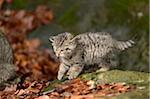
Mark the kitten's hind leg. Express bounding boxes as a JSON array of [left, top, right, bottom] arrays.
[[57, 63, 69, 80], [67, 64, 84, 80]]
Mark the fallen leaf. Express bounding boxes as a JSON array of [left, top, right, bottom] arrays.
[[35, 95, 50, 99]]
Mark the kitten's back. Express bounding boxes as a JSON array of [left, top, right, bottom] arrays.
[[74, 32, 134, 64], [74, 32, 114, 64]]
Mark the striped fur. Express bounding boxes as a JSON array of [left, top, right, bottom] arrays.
[[114, 40, 135, 50], [50, 32, 135, 80]]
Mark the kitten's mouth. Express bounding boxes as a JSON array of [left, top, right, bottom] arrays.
[[58, 55, 70, 59]]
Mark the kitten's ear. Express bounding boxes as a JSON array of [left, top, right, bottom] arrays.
[[70, 37, 79, 44], [72, 37, 80, 41], [64, 32, 74, 40], [49, 36, 55, 42]]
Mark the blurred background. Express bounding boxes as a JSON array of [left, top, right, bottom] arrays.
[[0, 0, 149, 81]]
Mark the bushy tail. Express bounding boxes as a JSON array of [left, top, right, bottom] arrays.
[[115, 40, 135, 50]]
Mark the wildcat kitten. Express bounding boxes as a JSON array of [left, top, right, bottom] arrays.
[[49, 32, 134, 80]]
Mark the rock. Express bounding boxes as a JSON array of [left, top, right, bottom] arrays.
[[80, 70, 149, 99], [81, 70, 149, 84], [0, 31, 16, 87]]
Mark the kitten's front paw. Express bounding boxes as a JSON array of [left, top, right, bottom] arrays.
[[57, 63, 69, 80], [67, 65, 84, 80], [57, 73, 64, 80], [68, 72, 79, 80]]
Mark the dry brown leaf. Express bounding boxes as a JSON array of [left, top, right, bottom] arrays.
[[70, 95, 94, 99], [35, 95, 50, 99], [3, 85, 17, 92]]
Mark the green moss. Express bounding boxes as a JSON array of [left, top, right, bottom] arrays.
[[98, 70, 148, 83], [12, 0, 29, 9], [81, 70, 149, 84], [101, 88, 149, 99]]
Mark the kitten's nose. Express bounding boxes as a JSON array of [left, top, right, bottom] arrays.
[[56, 52, 60, 57], [56, 56, 60, 59]]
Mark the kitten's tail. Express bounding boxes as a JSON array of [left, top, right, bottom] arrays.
[[115, 40, 135, 50]]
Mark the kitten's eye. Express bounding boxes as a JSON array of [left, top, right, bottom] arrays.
[[61, 49, 63, 51], [65, 48, 70, 50]]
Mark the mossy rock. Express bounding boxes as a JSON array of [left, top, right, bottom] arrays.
[[80, 70, 149, 99], [80, 70, 149, 84]]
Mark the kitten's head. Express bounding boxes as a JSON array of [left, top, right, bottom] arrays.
[[49, 32, 77, 58]]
